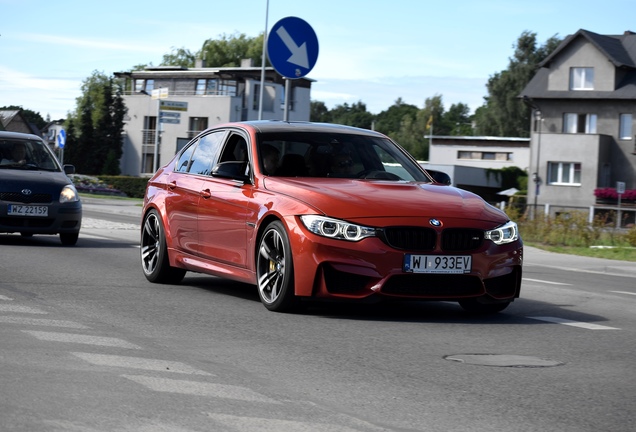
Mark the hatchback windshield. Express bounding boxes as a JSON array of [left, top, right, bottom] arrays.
[[0, 138, 61, 171]]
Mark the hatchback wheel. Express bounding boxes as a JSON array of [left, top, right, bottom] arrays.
[[256, 221, 296, 312], [141, 210, 186, 284]]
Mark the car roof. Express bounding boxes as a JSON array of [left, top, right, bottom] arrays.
[[217, 121, 387, 138], [0, 130, 44, 140]]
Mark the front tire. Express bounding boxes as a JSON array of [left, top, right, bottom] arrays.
[[256, 221, 296, 312], [141, 209, 186, 284], [60, 232, 79, 245]]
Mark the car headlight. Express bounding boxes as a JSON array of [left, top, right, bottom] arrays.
[[485, 221, 519, 245], [60, 185, 79, 203], [300, 215, 376, 242]]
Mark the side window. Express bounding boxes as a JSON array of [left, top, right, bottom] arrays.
[[174, 139, 198, 173], [219, 134, 249, 163], [188, 131, 225, 175]]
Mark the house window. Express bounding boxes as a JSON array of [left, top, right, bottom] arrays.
[[563, 113, 597, 133], [570, 67, 594, 90], [548, 162, 581, 185], [619, 113, 633, 140], [195, 79, 218, 95]]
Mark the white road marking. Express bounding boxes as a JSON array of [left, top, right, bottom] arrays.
[[81, 217, 138, 230], [0, 295, 13, 301], [527, 316, 619, 330], [71, 353, 213, 376], [0, 317, 88, 328], [610, 290, 636, 296], [122, 375, 280, 404], [523, 278, 572, 286], [0, 304, 47, 314], [206, 413, 367, 432], [22, 331, 142, 348]]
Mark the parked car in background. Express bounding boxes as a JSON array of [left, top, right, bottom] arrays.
[[0, 131, 82, 245], [140, 121, 523, 313]]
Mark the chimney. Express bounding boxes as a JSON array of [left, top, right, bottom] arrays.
[[195, 58, 206, 68], [241, 58, 253, 68]]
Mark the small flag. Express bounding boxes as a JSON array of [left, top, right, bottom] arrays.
[[426, 115, 433, 130]]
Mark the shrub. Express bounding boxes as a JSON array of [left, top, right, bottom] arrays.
[[98, 176, 149, 198]]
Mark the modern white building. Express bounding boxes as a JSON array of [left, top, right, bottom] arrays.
[[114, 61, 313, 176]]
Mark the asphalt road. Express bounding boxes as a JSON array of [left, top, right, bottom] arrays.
[[0, 198, 634, 431]]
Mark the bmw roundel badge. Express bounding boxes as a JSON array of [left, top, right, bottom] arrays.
[[429, 218, 442, 227]]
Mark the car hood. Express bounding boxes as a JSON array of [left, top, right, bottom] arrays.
[[0, 169, 72, 194], [263, 178, 507, 224]]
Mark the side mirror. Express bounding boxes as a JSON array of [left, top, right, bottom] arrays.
[[426, 169, 451, 185], [211, 161, 250, 182], [63, 164, 76, 175]]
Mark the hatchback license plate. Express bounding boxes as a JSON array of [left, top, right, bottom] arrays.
[[8, 205, 48, 217], [404, 254, 471, 274]]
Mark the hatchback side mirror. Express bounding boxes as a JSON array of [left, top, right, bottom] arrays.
[[63, 164, 76, 175]]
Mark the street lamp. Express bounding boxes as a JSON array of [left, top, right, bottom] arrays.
[[523, 96, 543, 219]]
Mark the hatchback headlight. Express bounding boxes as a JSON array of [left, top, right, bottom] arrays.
[[300, 215, 376, 242], [485, 221, 519, 245], [60, 185, 79, 203]]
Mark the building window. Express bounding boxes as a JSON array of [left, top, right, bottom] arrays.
[[457, 151, 512, 161], [548, 162, 581, 185], [570, 67, 594, 90], [195, 79, 218, 95], [619, 113, 633, 140], [253, 84, 275, 112], [219, 80, 237, 97], [134, 79, 154, 93], [563, 113, 597, 134], [188, 117, 208, 139]]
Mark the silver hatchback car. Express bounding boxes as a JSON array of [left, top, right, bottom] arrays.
[[0, 131, 82, 245]]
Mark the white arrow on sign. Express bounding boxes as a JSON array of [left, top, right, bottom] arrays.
[[275, 26, 309, 68]]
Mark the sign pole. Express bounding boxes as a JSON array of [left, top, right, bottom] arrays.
[[284, 79, 291, 121], [153, 99, 160, 173]]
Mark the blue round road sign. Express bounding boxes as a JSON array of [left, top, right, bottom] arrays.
[[267, 16, 319, 79]]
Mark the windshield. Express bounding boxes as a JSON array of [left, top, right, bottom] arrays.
[[257, 132, 431, 182], [0, 138, 61, 171]]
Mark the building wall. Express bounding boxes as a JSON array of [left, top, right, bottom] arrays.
[[119, 76, 311, 176], [529, 133, 613, 207], [429, 143, 530, 171]]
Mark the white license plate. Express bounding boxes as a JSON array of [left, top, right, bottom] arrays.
[[404, 254, 471, 274], [7, 205, 49, 217]]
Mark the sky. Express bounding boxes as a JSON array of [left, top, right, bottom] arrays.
[[1, 0, 635, 121]]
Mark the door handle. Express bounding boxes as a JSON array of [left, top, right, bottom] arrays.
[[200, 189, 212, 199], [168, 181, 177, 190]]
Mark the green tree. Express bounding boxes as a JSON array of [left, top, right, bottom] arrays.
[[373, 98, 419, 136], [66, 71, 127, 174], [310, 101, 331, 123], [161, 47, 196, 68], [474, 31, 561, 137], [327, 101, 375, 129], [443, 103, 474, 136], [199, 32, 265, 67]]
